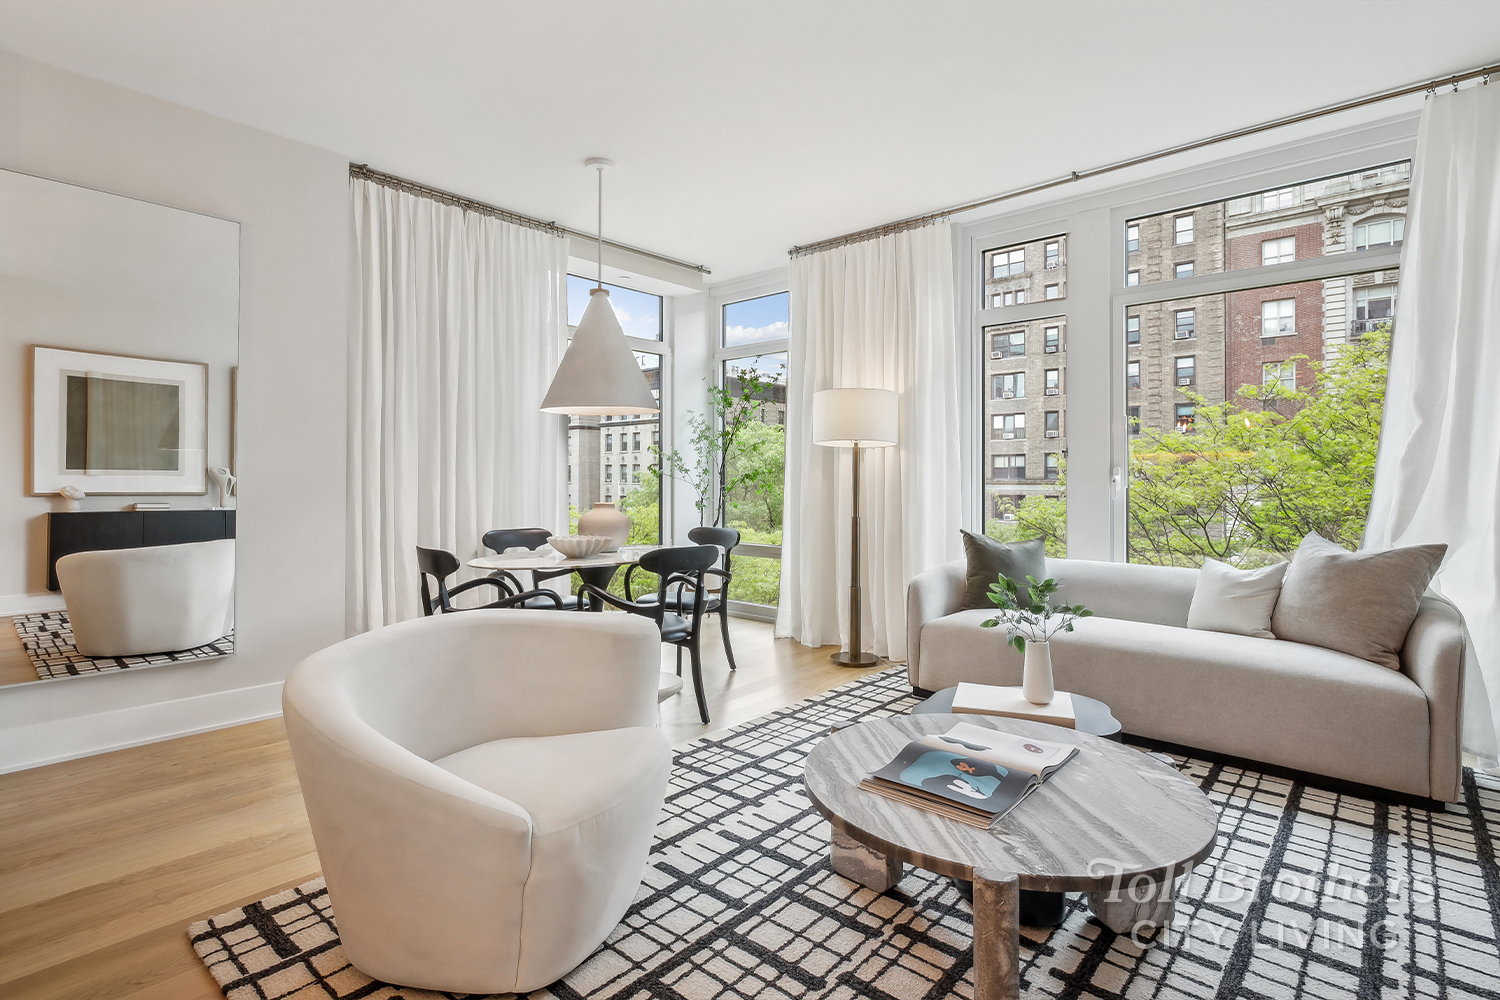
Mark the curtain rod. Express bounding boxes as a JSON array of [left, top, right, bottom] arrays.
[[788, 58, 1499, 259], [350, 164, 711, 275]]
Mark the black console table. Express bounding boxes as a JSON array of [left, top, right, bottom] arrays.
[[47, 510, 237, 591]]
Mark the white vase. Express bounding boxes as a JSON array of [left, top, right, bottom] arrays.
[[1022, 640, 1055, 705], [577, 502, 630, 551]]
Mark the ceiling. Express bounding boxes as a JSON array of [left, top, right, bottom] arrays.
[[0, 1, 1496, 283]]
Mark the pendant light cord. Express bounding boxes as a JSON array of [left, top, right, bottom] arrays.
[[596, 164, 604, 289]]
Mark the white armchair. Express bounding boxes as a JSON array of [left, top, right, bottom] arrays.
[[55, 538, 235, 657], [282, 609, 671, 995]]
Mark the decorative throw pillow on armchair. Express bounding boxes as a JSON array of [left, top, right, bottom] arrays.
[[960, 531, 1047, 611], [1270, 531, 1446, 669]]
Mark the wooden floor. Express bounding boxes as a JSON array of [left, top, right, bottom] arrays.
[[0, 615, 39, 687], [0, 618, 881, 1000]]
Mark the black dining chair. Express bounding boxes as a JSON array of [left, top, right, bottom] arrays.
[[624, 526, 741, 670], [416, 546, 562, 615], [578, 544, 725, 724], [481, 527, 581, 609]]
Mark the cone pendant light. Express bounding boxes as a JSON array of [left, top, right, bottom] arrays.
[[540, 158, 659, 415]]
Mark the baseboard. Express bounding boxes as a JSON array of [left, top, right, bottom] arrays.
[[0, 592, 67, 616], [0, 680, 284, 774]]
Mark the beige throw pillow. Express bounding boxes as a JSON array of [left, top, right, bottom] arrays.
[[1187, 558, 1287, 639], [1270, 532, 1446, 670]]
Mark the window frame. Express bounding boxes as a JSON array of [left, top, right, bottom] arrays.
[[955, 114, 1416, 560]]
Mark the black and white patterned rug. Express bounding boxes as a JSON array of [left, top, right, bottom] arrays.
[[188, 668, 1500, 1000], [11, 610, 233, 680]]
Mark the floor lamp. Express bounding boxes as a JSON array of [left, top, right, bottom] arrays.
[[813, 388, 898, 667]]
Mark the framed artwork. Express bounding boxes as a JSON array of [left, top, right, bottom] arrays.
[[31, 346, 208, 495]]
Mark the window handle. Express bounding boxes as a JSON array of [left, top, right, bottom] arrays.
[[1112, 465, 1123, 493]]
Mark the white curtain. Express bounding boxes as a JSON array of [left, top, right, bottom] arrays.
[[348, 179, 571, 632], [1365, 83, 1500, 765], [777, 223, 962, 660]]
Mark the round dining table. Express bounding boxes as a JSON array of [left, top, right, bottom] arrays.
[[466, 544, 664, 608]]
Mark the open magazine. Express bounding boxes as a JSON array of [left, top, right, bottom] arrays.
[[859, 722, 1079, 829]]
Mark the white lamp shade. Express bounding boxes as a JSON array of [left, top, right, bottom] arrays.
[[541, 288, 659, 415], [812, 388, 898, 447]]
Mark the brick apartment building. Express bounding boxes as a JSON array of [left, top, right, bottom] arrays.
[[567, 365, 662, 514]]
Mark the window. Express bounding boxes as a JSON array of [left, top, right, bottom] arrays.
[[1127, 405, 1141, 434], [1044, 453, 1061, 481], [991, 247, 1026, 278], [1263, 361, 1296, 391], [567, 341, 662, 547], [1126, 269, 1140, 286], [1354, 216, 1404, 250], [1353, 284, 1396, 337], [994, 495, 1022, 521], [1174, 214, 1194, 245], [1174, 309, 1195, 339], [1174, 403, 1195, 433], [1174, 261, 1194, 279], [604, 465, 613, 483], [1261, 298, 1295, 338], [1262, 236, 1295, 265], [653, 430, 661, 447], [1044, 410, 1060, 438], [1262, 186, 1296, 211], [604, 433, 612, 452], [1176, 356, 1196, 386], [1126, 360, 1140, 388], [992, 454, 1026, 480], [1044, 283, 1061, 299], [992, 413, 1025, 439], [1045, 241, 1060, 268], [992, 372, 1025, 398], [1125, 314, 1140, 344], [719, 345, 789, 607], [991, 330, 1025, 358], [567, 274, 662, 340], [991, 289, 1028, 307], [632, 464, 641, 483], [619, 464, 627, 483], [1044, 326, 1060, 353], [632, 432, 641, 451], [723, 291, 790, 348], [1126, 224, 1140, 253], [1044, 369, 1061, 395]]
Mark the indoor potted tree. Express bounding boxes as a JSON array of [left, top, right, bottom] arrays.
[[980, 575, 1093, 705]]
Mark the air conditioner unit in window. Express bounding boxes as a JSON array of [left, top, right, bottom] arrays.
[[1001, 391, 1015, 398], [1045, 387, 1059, 395], [1002, 432, 1014, 439], [1045, 346, 1059, 353], [1045, 430, 1060, 438], [1178, 377, 1192, 385]]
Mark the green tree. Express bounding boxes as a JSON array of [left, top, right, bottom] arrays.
[[660, 363, 785, 527], [1125, 329, 1390, 566], [724, 417, 785, 537]]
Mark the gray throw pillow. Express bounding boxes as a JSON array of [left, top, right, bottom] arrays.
[[1270, 532, 1446, 670], [960, 531, 1046, 611]]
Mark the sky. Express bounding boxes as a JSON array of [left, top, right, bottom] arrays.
[[567, 274, 662, 341], [724, 291, 789, 349]]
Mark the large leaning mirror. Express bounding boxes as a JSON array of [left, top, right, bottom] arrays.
[[0, 168, 239, 686]]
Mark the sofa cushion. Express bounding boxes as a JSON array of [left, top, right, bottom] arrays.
[[1186, 558, 1287, 639], [1271, 532, 1446, 670], [914, 611, 1431, 797], [961, 532, 1046, 610]]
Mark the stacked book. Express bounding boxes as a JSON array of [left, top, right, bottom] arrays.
[[951, 682, 1077, 728], [861, 722, 1078, 828]]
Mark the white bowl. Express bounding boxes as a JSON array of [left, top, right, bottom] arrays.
[[547, 534, 612, 558]]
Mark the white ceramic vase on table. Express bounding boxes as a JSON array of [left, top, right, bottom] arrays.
[[577, 502, 630, 551], [1022, 640, 1055, 705]]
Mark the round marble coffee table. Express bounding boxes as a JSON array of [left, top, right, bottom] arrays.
[[804, 714, 1218, 1000]]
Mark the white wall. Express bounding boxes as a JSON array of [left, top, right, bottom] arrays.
[[0, 51, 348, 771]]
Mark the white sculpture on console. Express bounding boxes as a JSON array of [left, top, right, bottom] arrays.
[[209, 467, 237, 508], [59, 485, 86, 512]]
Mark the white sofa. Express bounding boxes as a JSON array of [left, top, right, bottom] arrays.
[[282, 610, 671, 995], [55, 538, 235, 656], [907, 558, 1466, 803]]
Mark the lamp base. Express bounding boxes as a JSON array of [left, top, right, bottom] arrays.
[[830, 650, 881, 668]]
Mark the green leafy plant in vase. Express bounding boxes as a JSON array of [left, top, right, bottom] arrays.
[[980, 575, 1093, 705]]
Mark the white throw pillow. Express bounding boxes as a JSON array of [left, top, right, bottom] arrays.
[[1186, 558, 1288, 640]]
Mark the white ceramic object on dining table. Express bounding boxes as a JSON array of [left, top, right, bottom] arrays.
[[577, 502, 631, 551], [546, 534, 612, 559]]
